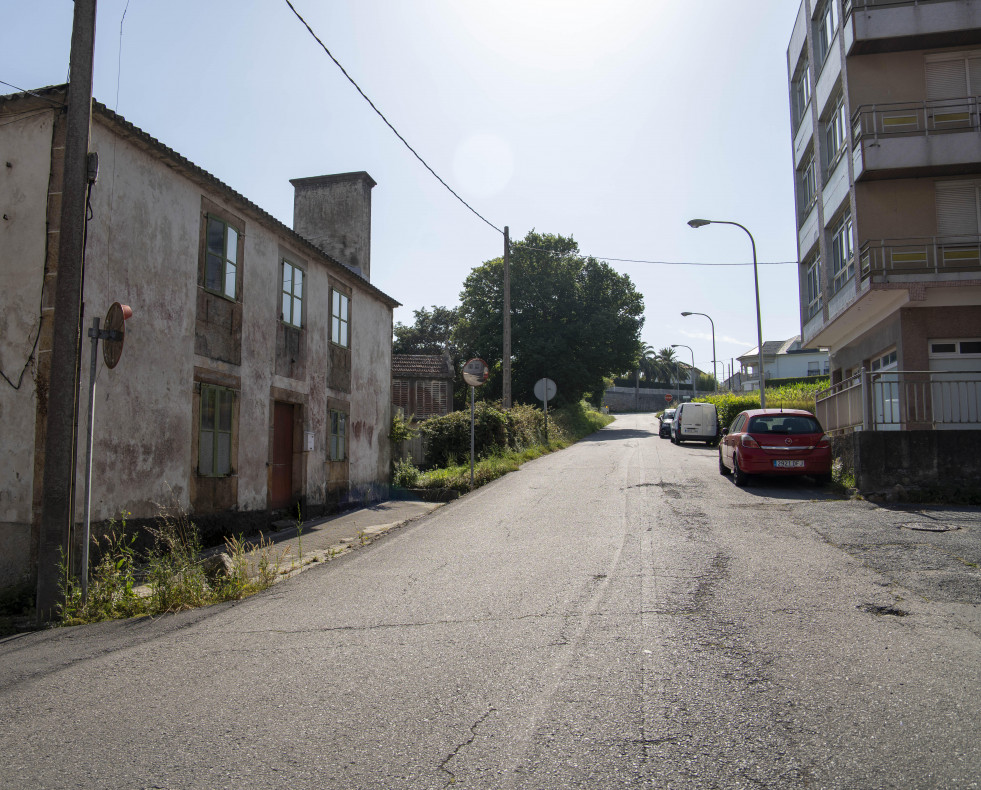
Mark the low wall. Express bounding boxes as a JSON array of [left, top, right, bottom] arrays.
[[603, 387, 684, 413], [834, 430, 981, 495]]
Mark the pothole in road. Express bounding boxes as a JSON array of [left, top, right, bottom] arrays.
[[901, 523, 964, 533], [858, 603, 909, 617]]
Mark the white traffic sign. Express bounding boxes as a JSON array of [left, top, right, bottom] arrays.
[[534, 377, 557, 402]]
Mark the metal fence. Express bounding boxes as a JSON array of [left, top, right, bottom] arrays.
[[859, 236, 981, 278], [815, 369, 981, 433]]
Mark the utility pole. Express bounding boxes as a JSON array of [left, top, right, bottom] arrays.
[[36, 0, 98, 620], [502, 226, 511, 409]]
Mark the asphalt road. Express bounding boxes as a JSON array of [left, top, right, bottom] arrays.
[[2, 413, 980, 789]]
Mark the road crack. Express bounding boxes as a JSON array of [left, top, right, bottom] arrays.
[[439, 706, 497, 786]]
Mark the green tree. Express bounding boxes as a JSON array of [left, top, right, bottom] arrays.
[[455, 231, 645, 405], [393, 305, 460, 356]]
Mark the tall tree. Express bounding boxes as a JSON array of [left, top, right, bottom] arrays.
[[455, 231, 645, 405], [393, 305, 460, 356]]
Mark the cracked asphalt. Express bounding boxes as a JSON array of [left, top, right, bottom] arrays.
[[1, 413, 979, 789]]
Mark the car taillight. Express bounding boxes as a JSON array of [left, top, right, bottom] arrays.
[[740, 435, 761, 449], [817, 435, 830, 448]]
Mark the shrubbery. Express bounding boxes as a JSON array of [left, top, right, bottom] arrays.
[[693, 379, 830, 428]]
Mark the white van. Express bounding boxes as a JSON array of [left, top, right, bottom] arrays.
[[671, 402, 719, 446]]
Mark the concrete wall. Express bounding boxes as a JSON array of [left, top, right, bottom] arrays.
[[855, 178, 938, 240], [847, 48, 928, 107], [349, 293, 393, 493], [0, 110, 53, 586], [841, 430, 981, 493], [603, 387, 679, 413]]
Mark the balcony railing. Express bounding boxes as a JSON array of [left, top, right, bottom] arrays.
[[845, 0, 956, 12], [816, 369, 981, 433], [852, 97, 981, 143], [859, 236, 981, 278]]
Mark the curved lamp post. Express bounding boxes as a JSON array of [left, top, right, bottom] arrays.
[[681, 311, 716, 390], [671, 343, 696, 400], [687, 219, 766, 408]]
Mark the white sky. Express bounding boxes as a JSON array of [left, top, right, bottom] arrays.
[[2, 0, 804, 379]]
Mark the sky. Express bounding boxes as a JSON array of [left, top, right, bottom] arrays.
[[2, 0, 804, 381]]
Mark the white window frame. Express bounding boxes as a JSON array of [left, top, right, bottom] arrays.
[[330, 290, 350, 348], [824, 93, 848, 172], [792, 59, 811, 130], [281, 259, 303, 329], [204, 216, 239, 300], [831, 211, 854, 293], [805, 254, 823, 318], [798, 154, 817, 218], [329, 409, 348, 461], [199, 384, 234, 477], [815, 0, 838, 66]]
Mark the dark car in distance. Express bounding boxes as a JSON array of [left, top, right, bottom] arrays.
[[659, 408, 677, 438], [719, 408, 832, 487]]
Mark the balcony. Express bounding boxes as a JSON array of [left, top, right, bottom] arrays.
[[852, 98, 981, 179], [860, 235, 981, 280], [844, 0, 981, 55]]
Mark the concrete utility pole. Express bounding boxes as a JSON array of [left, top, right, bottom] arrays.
[[36, 0, 97, 620], [502, 226, 511, 409]]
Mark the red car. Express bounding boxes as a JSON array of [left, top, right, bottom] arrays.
[[718, 408, 832, 487]]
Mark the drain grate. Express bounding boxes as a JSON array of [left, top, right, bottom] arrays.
[[901, 523, 963, 533]]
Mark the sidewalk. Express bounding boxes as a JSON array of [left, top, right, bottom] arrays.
[[247, 497, 446, 579]]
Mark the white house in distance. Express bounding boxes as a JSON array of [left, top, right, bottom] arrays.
[[735, 336, 830, 392], [0, 85, 399, 592]]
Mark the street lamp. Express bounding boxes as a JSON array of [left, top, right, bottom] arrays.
[[687, 219, 766, 407], [681, 311, 717, 390], [671, 343, 696, 400]]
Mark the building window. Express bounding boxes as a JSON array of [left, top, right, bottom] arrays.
[[824, 93, 847, 171], [199, 384, 234, 476], [331, 290, 350, 347], [831, 211, 854, 293], [329, 409, 347, 461], [281, 260, 303, 328], [205, 216, 239, 300], [870, 349, 898, 372], [414, 380, 449, 419], [791, 61, 810, 130], [815, 0, 838, 65], [806, 254, 822, 318], [798, 154, 817, 219], [808, 361, 821, 376]]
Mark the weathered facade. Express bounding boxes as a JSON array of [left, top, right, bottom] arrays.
[[0, 86, 398, 590]]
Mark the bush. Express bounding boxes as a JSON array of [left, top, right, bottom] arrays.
[[420, 401, 510, 467], [695, 385, 823, 429], [392, 458, 420, 488]]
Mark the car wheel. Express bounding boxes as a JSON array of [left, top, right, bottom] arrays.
[[732, 454, 750, 487], [816, 472, 833, 486], [719, 450, 731, 476]]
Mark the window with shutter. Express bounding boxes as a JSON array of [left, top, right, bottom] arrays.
[[936, 182, 980, 237]]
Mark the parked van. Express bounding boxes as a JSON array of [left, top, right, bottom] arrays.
[[671, 402, 719, 446]]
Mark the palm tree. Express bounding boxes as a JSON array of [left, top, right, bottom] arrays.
[[637, 343, 659, 386], [653, 346, 682, 385]]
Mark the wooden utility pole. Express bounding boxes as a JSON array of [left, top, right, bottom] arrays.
[[36, 0, 97, 619], [502, 226, 511, 409]]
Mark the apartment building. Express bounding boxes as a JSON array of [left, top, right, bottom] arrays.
[[788, 0, 981, 389]]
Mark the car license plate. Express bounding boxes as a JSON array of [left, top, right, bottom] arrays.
[[773, 460, 805, 468]]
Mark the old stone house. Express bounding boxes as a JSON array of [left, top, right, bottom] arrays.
[[0, 85, 399, 591], [392, 354, 455, 421]]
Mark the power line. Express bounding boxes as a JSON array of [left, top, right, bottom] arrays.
[[514, 244, 796, 267], [0, 80, 66, 108], [282, 0, 503, 236]]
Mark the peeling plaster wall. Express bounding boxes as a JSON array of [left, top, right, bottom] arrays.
[[0, 110, 52, 585], [77, 120, 200, 522], [349, 293, 392, 489]]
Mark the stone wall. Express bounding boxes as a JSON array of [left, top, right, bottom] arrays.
[[603, 387, 684, 413]]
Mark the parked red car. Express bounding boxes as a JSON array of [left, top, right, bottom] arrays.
[[718, 408, 832, 487]]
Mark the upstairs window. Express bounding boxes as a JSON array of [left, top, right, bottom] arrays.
[[281, 260, 303, 328], [199, 384, 234, 476], [205, 216, 239, 300], [824, 93, 848, 171], [815, 0, 838, 66], [831, 211, 854, 293], [805, 254, 823, 318], [331, 290, 350, 347], [791, 61, 810, 130], [798, 154, 817, 218]]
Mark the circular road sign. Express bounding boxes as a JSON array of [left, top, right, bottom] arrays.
[[103, 302, 132, 369], [462, 358, 489, 387], [664, 393, 673, 403], [534, 377, 557, 402]]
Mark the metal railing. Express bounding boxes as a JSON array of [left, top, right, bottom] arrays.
[[852, 97, 981, 142], [816, 369, 981, 433], [846, 0, 956, 12], [859, 236, 981, 278]]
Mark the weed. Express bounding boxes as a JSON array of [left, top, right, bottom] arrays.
[[295, 503, 304, 563], [393, 458, 420, 488]]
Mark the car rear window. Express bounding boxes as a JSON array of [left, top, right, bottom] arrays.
[[747, 415, 823, 435]]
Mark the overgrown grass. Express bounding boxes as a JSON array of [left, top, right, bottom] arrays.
[[58, 505, 284, 627], [412, 401, 613, 493], [692, 379, 830, 427]]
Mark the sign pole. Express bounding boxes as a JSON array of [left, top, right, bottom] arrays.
[[470, 386, 475, 490]]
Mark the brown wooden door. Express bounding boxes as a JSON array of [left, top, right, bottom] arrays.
[[271, 401, 294, 510]]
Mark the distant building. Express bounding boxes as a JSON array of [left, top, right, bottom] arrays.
[[392, 354, 455, 420], [736, 336, 830, 391], [0, 85, 399, 591]]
